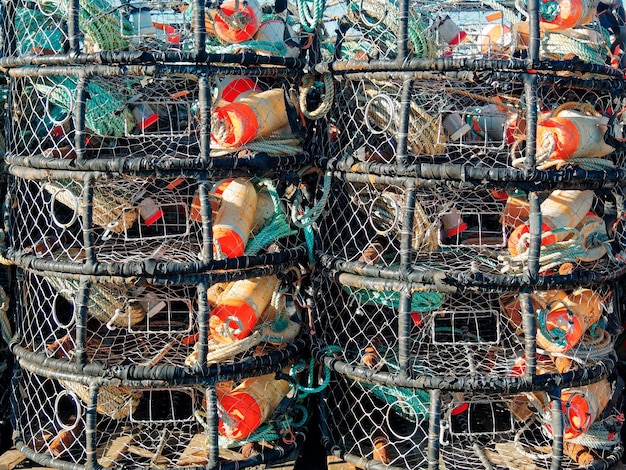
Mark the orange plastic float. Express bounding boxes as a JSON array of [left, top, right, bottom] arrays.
[[213, 178, 257, 257], [536, 109, 613, 162], [211, 88, 290, 147], [209, 274, 280, 342], [218, 372, 291, 439], [211, 0, 262, 43], [536, 288, 604, 353], [539, 0, 596, 31], [507, 189, 594, 256]]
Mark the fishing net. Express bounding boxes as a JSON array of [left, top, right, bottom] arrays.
[[315, 174, 625, 280], [325, 76, 623, 171], [321, 372, 624, 469], [7, 173, 306, 268]]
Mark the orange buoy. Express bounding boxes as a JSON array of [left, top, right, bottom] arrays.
[[478, 23, 511, 57], [557, 378, 611, 439], [216, 77, 261, 103], [536, 110, 613, 161], [501, 192, 530, 228], [213, 178, 257, 258], [539, 0, 596, 31], [209, 274, 280, 342], [508, 189, 594, 256], [211, 0, 262, 43], [211, 88, 290, 147], [536, 288, 603, 353], [218, 372, 291, 439]]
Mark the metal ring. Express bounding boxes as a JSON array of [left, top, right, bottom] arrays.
[[54, 390, 82, 432], [50, 188, 79, 228], [364, 93, 395, 135], [51, 290, 76, 329]]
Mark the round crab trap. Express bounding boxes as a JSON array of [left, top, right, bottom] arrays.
[[318, 372, 624, 469], [6, 171, 310, 274], [308, 0, 626, 468], [4, 0, 308, 59], [12, 356, 314, 469], [1, 0, 328, 468], [315, 176, 626, 285], [325, 76, 625, 172]]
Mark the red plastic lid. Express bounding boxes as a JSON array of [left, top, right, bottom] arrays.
[[213, 226, 245, 258], [221, 78, 260, 102], [210, 299, 257, 341], [218, 391, 262, 439]]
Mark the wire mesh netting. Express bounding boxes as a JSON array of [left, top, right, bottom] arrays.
[[315, 175, 625, 281], [312, 273, 619, 384], [320, 0, 614, 65], [14, 268, 306, 368], [7, 172, 310, 269], [6, 0, 307, 57], [7, 72, 308, 163], [321, 372, 624, 469], [13, 364, 313, 468], [324, 76, 624, 171]]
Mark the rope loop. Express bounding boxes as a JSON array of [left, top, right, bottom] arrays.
[[299, 72, 334, 120]]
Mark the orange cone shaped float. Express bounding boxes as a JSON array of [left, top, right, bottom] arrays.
[[211, 0, 262, 43], [556, 378, 611, 440], [536, 109, 613, 162], [218, 372, 291, 439], [209, 274, 280, 342], [508, 189, 594, 256], [213, 178, 257, 258], [211, 88, 289, 147], [539, 0, 596, 31]]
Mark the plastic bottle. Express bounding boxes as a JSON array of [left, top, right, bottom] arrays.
[[536, 288, 603, 353], [435, 15, 467, 45], [218, 372, 291, 440], [508, 189, 594, 256], [211, 88, 290, 147], [209, 274, 280, 342], [213, 179, 257, 258], [536, 109, 613, 161], [211, 0, 262, 43]]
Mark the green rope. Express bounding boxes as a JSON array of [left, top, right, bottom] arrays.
[[245, 179, 297, 255], [359, 381, 430, 421], [297, 0, 325, 32], [40, 0, 134, 51], [291, 357, 332, 398], [300, 73, 334, 121], [343, 285, 445, 312], [539, 0, 560, 22], [34, 76, 135, 137], [536, 307, 568, 349], [16, 7, 65, 54]]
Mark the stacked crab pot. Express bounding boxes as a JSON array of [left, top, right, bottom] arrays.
[[307, 0, 626, 468], [0, 0, 325, 468]]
